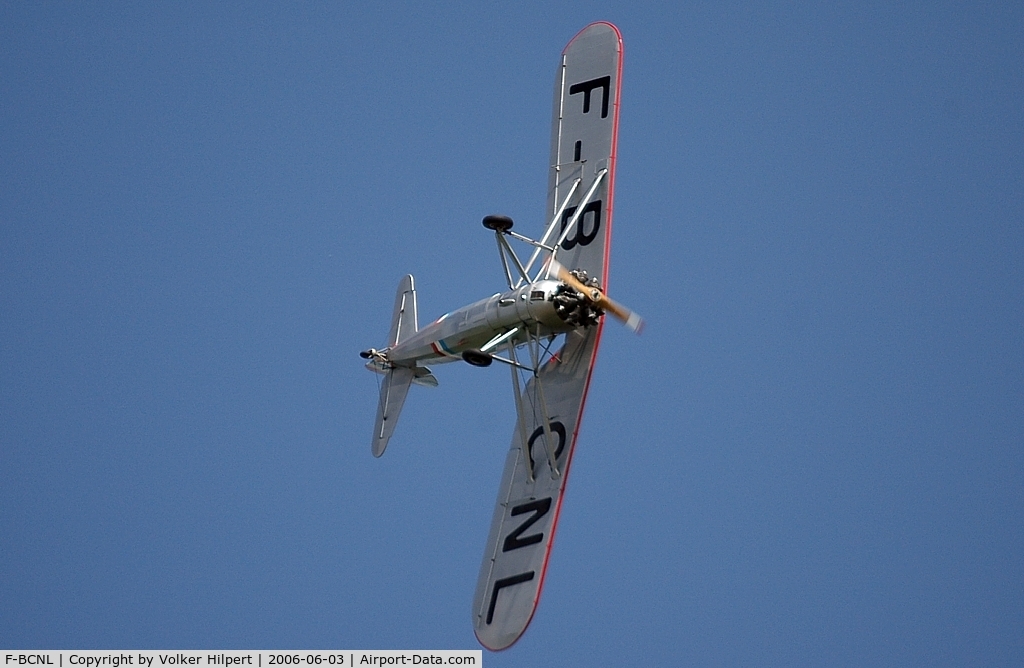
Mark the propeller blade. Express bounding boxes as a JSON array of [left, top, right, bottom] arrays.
[[549, 260, 644, 334]]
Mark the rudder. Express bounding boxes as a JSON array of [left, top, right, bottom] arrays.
[[389, 275, 418, 347]]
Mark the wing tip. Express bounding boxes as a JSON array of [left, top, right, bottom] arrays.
[[563, 21, 623, 54]]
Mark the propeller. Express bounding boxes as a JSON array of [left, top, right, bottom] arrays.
[[548, 259, 644, 334]]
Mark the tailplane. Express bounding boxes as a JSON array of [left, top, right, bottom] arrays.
[[367, 275, 422, 457], [372, 366, 414, 457]]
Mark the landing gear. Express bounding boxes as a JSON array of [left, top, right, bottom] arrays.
[[482, 215, 514, 232], [462, 348, 494, 367]]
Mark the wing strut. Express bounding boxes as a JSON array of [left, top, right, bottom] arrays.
[[550, 168, 608, 265], [508, 167, 607, 284], [481, 327, 520, 353], [495, 234, 531, 290], [524, 326, 561, 479], [495, 232, 515, 289], [489, 173, 594, 290], [506, 340, 534, 482], [499, 326, 564, 481], [519, 177, 583, 283]]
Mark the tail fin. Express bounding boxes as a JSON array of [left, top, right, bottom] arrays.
[[372, 366, 414, 457], [371, 275, 419, 457], [389, 274, 418, 347]]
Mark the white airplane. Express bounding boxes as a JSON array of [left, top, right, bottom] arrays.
[[360, 22, 637, 650]]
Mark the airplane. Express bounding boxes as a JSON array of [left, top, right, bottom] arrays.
[[360, 22, 637, 651]]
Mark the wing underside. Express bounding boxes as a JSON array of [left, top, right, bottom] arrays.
[[472, 327, 599, 650], [473, 21, 622, 651]]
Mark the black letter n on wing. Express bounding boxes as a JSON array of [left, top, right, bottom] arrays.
[[502, 498, 553, 552]]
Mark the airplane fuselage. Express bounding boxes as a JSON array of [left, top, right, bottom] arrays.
[[386, 279, 571, 367]]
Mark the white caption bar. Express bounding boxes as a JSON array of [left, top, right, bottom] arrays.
[[1, 652, 481, 668]]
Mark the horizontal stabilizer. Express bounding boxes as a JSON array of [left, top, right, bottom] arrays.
[[365, 361, 438, 389], [372, 366, 414, 457], [412, 366, 438, 387]]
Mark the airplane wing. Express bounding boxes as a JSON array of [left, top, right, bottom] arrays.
[[473, 22, 623, 651], [545, 21, 622, 288]]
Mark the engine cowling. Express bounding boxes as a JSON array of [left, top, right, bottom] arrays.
[[551, 269, 604, 327]]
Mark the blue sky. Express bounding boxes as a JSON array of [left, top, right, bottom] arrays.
[[2, 2, 1022, 665]]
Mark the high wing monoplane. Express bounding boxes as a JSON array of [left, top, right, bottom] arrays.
[[360, 22, 635, 650]]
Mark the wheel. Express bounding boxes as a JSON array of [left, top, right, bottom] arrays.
[[482, 215, 514, 232], [462, 349, 493, 367]]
